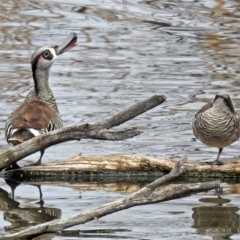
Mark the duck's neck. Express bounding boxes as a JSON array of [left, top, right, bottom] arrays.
[[28, 67, 59, 112], [32, 67, 52, 98]]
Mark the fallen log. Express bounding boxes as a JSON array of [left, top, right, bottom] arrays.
[[3, 154, 240, 181], [0, 94, 165, 171], [1, 157, 221, 239]]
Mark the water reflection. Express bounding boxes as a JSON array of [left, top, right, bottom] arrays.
[[0, 180, 61, 233], [192, 196, 240, 240], [0, 178, 147, 236], [200, 0, 240, 103], [2, 179, 240, 239]]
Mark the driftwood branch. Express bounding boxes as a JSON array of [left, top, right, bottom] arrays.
[[1, 157, 220, 239], [0, 94, 165, 171], [5, 154, 240, 181]]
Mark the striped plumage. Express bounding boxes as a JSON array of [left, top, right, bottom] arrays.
[[192, 94, 240, 165], [5, 32, 77, 167]]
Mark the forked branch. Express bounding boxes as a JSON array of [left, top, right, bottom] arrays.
[[1, 157, 220, 239], [0, 94, 166, 170]]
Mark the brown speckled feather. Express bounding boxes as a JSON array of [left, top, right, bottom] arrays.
[[11, 100, 58, 130]]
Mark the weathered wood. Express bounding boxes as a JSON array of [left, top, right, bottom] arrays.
[[3, 154, 240, 181], [1, 157, 221, 239], [0, 94, 166, 171]]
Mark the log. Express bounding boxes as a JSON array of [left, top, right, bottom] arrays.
[[0, 95, 166, 171], [1, 157, 221, 239], [3, 154, 240, 181]]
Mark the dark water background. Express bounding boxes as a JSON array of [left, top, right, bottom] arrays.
[[0, 0, 240, 239]]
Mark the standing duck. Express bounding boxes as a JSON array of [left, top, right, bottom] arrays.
[[5, 32, 78, 167], [192, 94, 240, 165]]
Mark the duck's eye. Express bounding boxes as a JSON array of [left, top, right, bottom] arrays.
[[43, 50, 50, 58]]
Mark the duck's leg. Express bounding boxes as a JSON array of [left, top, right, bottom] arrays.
[[35, 149, 45, 166], [210, 148, 223, 165]]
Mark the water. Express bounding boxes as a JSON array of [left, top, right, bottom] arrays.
[[0, 0, 240, 238], [1, 179, 240, 240]]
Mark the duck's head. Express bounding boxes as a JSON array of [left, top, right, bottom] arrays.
[[31, 32, 78, 72]]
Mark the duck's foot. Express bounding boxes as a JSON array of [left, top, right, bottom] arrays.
[[206, 160, 223, 166], [24, 161, 41, 167]]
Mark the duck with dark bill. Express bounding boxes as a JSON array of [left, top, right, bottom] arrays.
[[5, 32, 78, 168]]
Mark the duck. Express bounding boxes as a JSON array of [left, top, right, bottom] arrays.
[[192, 94, 240, 165], [5, 32, 78, 167]]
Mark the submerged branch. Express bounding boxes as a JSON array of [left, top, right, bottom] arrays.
[[1, 157, 220, 239]]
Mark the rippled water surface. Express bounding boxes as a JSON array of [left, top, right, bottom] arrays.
[[1, 0, 240, 238]]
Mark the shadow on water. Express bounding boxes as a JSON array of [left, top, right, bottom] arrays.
[[192, 196, 240, 240], [0, 179, 139, 238], [0, 180, 61, 233], [1, 178, 240, 239]]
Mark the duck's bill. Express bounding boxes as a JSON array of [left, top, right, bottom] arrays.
[[55, 32, 78, 55]]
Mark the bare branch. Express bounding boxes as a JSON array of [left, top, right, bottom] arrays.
[[97, 95, 166, 129], [1, 158, 220, 239], [0, 95, 165, 171]]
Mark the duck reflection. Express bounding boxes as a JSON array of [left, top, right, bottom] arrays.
[[0, 180, 61, 233], [192, 195, 239, 240]]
